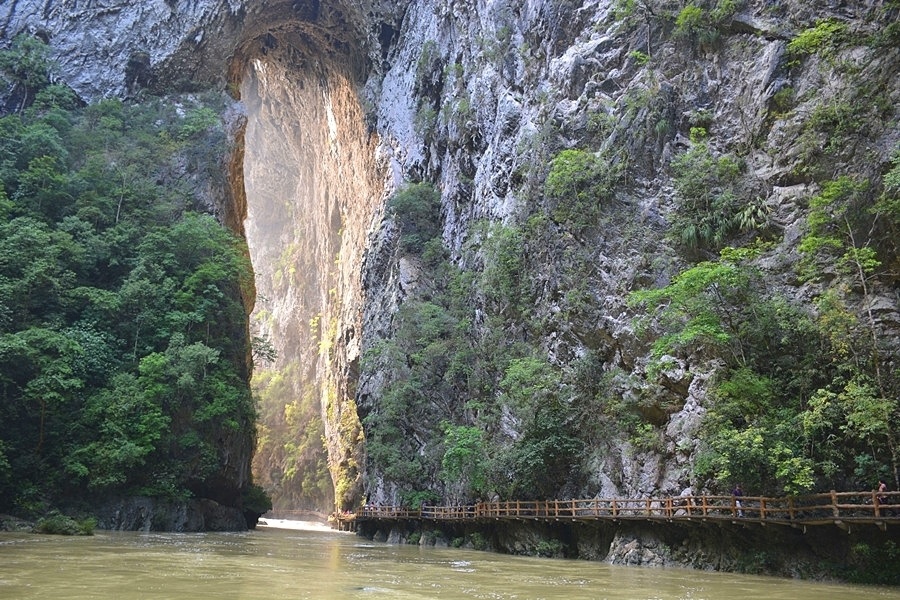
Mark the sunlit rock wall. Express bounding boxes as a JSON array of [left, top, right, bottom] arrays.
[[240, 41, 387, 510]]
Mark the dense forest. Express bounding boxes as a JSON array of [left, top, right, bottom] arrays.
[[0, 36, 267, 518]]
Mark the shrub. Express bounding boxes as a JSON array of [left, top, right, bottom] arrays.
[[629, 50, 650, 65], [670, 140, 744, 249], [387, 183, 442, 254], [769, 87, 795, 116], [34, 512, 96, 536], [674, 4, 705, 38], [535, 539, 565, 557], [786, 19, 848, 62], [545, 149, 616, 235], [469, 532, 489, 551], [242, 483, 273, 515]]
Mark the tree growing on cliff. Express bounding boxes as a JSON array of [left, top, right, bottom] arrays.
[[0, 34, 54, 113]]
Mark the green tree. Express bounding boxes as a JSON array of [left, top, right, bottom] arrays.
[[799, 177, 889, 396], [629, 247, 834, 494], [628, 247, 762, 365], [388, 182, 442, 254], [66, 373, 168, 489], [545, 149, 616, 236], [441, 424, 487, 500], [0, 35, 54, 112], [670, 135, 743, 250], [0, 50, 256, 514]]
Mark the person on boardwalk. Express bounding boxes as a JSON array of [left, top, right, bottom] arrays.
[[878, 479, 888, 505], [732, 484, 744, 517]]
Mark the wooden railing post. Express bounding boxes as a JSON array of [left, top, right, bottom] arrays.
[[612, 499, 618, 517], [788, 497, 795, 520], [874, 490, 881, 518], [701, 496, 708, 517], [759, 497, 766, 521], [831, 490, 840, 518]]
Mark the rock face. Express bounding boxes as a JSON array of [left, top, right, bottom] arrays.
[[4, 0, 898, 539], [240, 33, 386, 511], [96, 497, 246, 532]]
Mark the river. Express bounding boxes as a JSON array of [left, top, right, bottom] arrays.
[[1, 521, 898, 599]]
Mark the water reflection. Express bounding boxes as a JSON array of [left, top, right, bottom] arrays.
[[1, 522, 898, 599]]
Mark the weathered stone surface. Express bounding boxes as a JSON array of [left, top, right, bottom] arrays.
[[0, 514, 34, 532], [96, 497, 246, 532]]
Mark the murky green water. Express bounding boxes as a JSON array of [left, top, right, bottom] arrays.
[[1, 522, 898, 599]]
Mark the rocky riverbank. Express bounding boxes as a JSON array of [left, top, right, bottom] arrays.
[[0, 497, 248, 534], [95, 497, 248, 532], [357, 519, 900, 583]]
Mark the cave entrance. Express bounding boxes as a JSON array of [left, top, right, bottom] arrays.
[[233, 23, 385, 514]]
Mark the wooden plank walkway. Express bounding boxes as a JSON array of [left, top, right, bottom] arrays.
[[351, 491, 900, 531]]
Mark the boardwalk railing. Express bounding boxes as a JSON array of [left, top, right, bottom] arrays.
[[356, 491, 900, 527]]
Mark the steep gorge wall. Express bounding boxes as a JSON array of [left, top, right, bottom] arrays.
[[355, 0, 900, 504]]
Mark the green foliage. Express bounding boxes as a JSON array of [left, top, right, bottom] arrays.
[[769, 87, 795, 116], [628, 247, 761, 364], [699, 367, 816, 494], [366, 192, 590, 503], [416, 41, 440, 89], [631, 232, 898, 493], [401, 489, 441, 509], [799, 100, 865, 166], [0, 35, 54, 112], [868, 19, 900, 48], [874, 148, 900, 260], [387, 183, 442, 254], [845, 541, 900, 585], [441, 424, 487, 494], [478, 223, 527, 316], [177, 107, 220, 141], [242, 483, 273, 515], [674, 1, 741, 47], [545, 149, 616, 235], [469, 531, 489, 551], [674, 5, 705, 38], [786, 19, 848, 62], [33, 512, 96, 536], [414, 104, 438, 141], [798, 176, 874, 281], [670, 139, 744, 249], [0, 55, 255, 514], [535, 539, 565, 558], [499, 356, 559, 414], [628, 50, 650, 66], [495, 355, 581, 499], [65, 373, 169, 489]]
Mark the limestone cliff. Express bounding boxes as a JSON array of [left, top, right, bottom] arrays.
[[4, 0, 897, 518]]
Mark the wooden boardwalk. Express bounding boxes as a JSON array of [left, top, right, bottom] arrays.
[[349, 491, 900, 532]]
